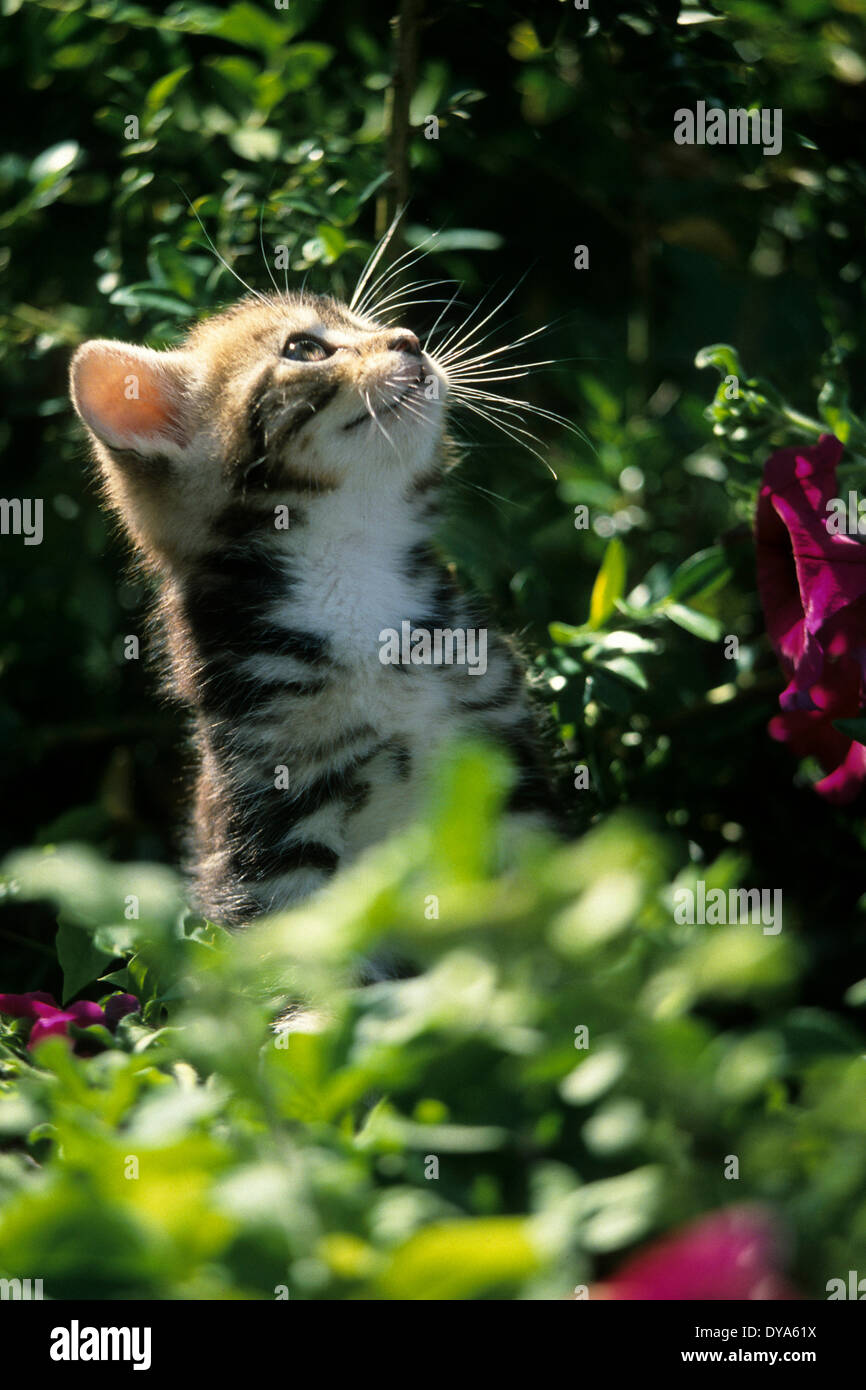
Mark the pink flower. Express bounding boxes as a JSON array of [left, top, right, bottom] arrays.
[[102, 992, 140, 1029], [28, 999, 105, 1049], [755, 434, 866, 803], [597, 1206, 796, 1301], [0, 990, 139, 1052]]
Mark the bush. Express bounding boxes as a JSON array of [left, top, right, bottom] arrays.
[[0, 746, 863, 1300]]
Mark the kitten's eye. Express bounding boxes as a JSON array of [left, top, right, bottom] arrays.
[[282, 336, 332, 363]]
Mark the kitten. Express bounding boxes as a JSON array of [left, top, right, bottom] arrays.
[[69, 290, 555, 928]]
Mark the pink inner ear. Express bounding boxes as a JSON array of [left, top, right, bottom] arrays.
[[72, 344, 188, 450]]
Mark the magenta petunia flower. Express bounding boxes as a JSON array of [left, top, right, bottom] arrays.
[[597, 1206, 796, 1301], [0, 990, 139, 1051], [102, 992, 141, 1029], [755, 434, 866, 803]]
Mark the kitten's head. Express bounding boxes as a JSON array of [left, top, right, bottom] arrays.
[[69, 293, 447, 569]]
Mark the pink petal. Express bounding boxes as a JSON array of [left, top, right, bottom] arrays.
[[28, 1015, 74, 1049], [754, 435, 866, 708], [0, 991, 58, 1019], [814, 738, 866, 805], [103, 993, 140, 1029], [604, 1207, 795, 1301], [67, 1001, 106, 1028]]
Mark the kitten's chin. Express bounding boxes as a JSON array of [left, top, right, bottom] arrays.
[[334, 385, 445, 473], [369, 406, 444, 473]]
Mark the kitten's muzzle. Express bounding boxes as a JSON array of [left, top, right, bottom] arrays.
[[387, 331, 422, 359]]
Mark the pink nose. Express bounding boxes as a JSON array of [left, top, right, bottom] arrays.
[[388, 331, 421, 358]]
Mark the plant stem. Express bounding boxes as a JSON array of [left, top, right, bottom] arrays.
[[376, 0, 424, 253], [780, 404, 825, 437]]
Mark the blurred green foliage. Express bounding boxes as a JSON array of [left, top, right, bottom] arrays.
[[2, 0, 866, 1299], [1, 749, 865, 1299]]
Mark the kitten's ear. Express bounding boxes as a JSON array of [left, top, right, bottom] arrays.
[[70, 340, 195, 455]]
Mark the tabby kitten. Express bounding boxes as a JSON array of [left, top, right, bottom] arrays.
[[69, 289, 553, 927]]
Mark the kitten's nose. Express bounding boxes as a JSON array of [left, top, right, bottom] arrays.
[[387, 331, 422, 358]]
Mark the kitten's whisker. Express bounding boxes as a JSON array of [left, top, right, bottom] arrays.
[[379, 379, 432, 424], [450, 382, 585, 443], [445, 355, 558, 376], [430, 278, 508, 357], [456, 394, 547, 451], [402, 401, 434, 426], [459, 402, 557, 474], [446, 361, 557, 383], [259, 189, 282, 299], [371, 277, 454, 314], [357, 232, 442, 318], [434, 309, 528, 366], [424, 281, 465, 348], [430, 296, 488, 360], [449, 472, 523, 512], [450, 380, 571, 419], [431, 272, 531, 361], [363, 388, 396, 450], [356, 240, 433, 318], [448, 392, 559, 474], [449, 388, 549, 430], [438, 322, 548, 371], [174, 184, 268, 304], [375, 297, 456, 320], [350, 205, 406, 312], [357, 237, 439, 315]]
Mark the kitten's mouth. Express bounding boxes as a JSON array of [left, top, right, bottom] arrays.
[[343, 377, 423, 432]]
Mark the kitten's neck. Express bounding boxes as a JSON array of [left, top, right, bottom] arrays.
[[160, 465, 448, 715]]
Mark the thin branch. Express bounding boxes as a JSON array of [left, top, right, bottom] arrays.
[[376, 0, 424, 259]]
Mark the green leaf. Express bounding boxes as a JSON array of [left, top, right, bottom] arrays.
[[589, 538, 627, 629], [844, 979, 866, 1007], [144, 66, 190, 113], [668, 547, 733, 605], [109, 284, 196, 317], [375, 1218, 539, 1300], [281, 43, 335, 91], [148, 243, 198, 300], [694, 343, 743, 378], [29, 141, 80, 184], [407, 226, 504, 252], [664, 603, 722, 641], [214, 3, 297, 53], [56, 918, 115, 1004], [549, 621, 592, 646], [228, 126, 281, 162], [779, 1008, 864, 1062], [594, 631, 659, 655], [316, 224, 347, 264], [677, 10, 727, 25], [99, 967, 132, 991], [597, 655, 649, 689], [585, 667, 635, 714]]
